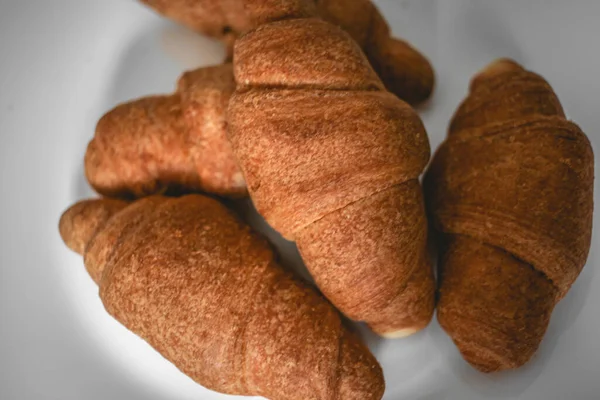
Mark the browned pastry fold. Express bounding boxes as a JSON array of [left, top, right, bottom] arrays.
[[425, 59, 594, 372], [59, 195, 384, 400], [85, 63, 245, 199], [228, 10, 435, 337], [139, 0, 434, 105]]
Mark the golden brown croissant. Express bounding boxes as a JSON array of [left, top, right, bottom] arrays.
[[139, 0, 434, 105], [228, 5, 435, 337], [85, 63, 246, 198], [59, 195, 385, 400], [425, 59, 594, 372]]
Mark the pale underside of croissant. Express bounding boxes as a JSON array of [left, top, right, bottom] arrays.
[[228, 5, 435, 337], [85, 63, 246, 199], [139, 0, 434, 105], [425, 59, 594, 372], [59, 195, 384, 400]]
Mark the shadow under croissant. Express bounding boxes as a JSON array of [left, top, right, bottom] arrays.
[[232, 197, 396, 357], [229, 197, 314, 282]]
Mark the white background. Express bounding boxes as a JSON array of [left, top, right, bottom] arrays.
[[0, 1, 598, 399]]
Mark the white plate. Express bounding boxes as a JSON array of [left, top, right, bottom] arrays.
[[1, 1, 599, 399]]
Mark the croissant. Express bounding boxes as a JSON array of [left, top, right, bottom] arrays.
[[139, 0, 434, 105], [59, 195, 385, 399], [85, 63, 246, 198], [425, 59, 594, 372], [228, 5, 435, 337]]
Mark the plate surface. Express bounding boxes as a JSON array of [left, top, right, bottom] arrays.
[[0, 1, 599, 399]]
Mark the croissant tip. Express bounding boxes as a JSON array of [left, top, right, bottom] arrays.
[[453, 338, 525, 373], [379, 327, 419, 339], [470, 58, 523, 90], [480, 58, 522, 76]]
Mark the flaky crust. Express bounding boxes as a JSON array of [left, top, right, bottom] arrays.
[[139, 0, 434, 105], [85, 64, 246, 199], [425, 59, 594, 372], [59, 195, 384, 399], [229, 15, 434, 336]]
